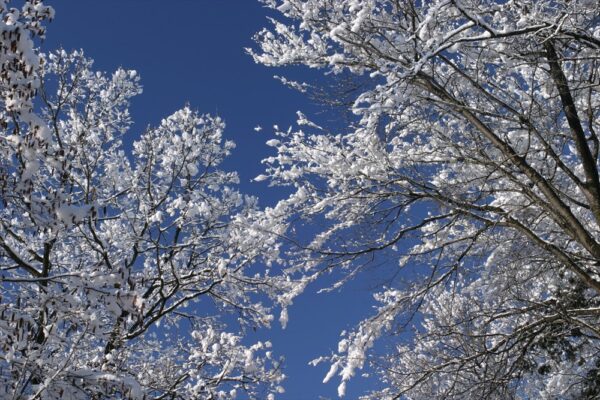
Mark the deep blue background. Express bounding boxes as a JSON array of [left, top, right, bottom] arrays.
[[45, 1, 381, 398]]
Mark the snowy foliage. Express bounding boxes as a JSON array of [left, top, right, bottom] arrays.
[[0, 2, 287, 398], [252, 0, 600, 398]]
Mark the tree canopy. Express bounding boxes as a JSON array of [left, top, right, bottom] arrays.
[[3, 0, 600, 398], [0, 2, 287, 398], [251, 0, 600, 398]]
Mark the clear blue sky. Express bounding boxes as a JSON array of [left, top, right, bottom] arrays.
[[46, 1, 382, 398]]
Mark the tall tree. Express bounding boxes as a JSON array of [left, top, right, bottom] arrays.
[[0, 2, 286, 398], [252, 0, 600, 398]]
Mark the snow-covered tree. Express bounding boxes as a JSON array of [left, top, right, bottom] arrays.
[[0, 2, 286, 399], [251, 0, 600, 398]]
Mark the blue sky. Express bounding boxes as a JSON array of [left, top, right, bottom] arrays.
[[45, 1, 383, 398]]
